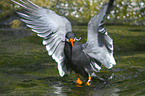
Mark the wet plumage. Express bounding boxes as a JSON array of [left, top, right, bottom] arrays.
[[11, 0, 116, 85]]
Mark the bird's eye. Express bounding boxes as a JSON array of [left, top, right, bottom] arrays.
[[65, 38, 76, 42], [67, 39, 69, 42], [65, 38, 69, 42]]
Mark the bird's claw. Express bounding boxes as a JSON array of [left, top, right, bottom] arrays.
[[85, 75, 91, 86], [76, 78, 83, 85], [85, 81, 91, 86]]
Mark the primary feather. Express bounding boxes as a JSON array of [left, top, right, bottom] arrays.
[[11, 0, 72, 77], [83, 0, 116, 71]]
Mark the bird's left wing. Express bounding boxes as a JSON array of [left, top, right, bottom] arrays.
[[83, 0, 116, 72], [11, 0, 72, 77]]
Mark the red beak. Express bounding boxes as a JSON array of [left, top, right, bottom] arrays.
[[69, 38, 74, 47]]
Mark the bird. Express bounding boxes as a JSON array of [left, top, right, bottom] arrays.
[[11, 0, 116, 86]]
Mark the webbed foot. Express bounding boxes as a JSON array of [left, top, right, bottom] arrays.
[[76, 78, 83, 85], [85, 75, 91, 86], [76, 74, 82, 85]]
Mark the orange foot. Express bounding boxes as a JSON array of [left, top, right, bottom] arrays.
[[85, 75, 91, 86], [85, 81, 91, 86], [76, 78, 83, 85]]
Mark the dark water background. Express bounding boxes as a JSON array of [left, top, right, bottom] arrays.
[[0, 25, 145, 96]]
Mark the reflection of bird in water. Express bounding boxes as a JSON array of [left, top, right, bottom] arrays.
[[11, 0, 116, 86]]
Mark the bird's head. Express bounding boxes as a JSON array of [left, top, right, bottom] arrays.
[[65, 32, 81, 47]]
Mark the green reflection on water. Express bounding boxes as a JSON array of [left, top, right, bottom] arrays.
[[0, 25, 145, 96]]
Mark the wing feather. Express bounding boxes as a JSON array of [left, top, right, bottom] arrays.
[[11, 0, 72, 77], [84, 0, 116, 71]]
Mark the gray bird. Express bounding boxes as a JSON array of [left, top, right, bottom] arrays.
[[11, 0, 116, 85]]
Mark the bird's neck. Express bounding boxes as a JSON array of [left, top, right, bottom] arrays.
[[71, 42, 83, 59]]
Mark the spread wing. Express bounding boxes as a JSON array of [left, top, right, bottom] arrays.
[[83, 0, 116, 72], [11, 0, 72, 77]]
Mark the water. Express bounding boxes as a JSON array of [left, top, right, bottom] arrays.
[[0, 25, 145, 96]]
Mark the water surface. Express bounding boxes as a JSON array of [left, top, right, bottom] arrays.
[[0, 25, 145, 96]]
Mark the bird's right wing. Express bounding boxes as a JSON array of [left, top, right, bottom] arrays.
[[83, 0, 116, 72], [11, 0, 72, 77]]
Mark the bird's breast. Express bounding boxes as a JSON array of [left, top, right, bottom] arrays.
[[64, 41, 83, 60]]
